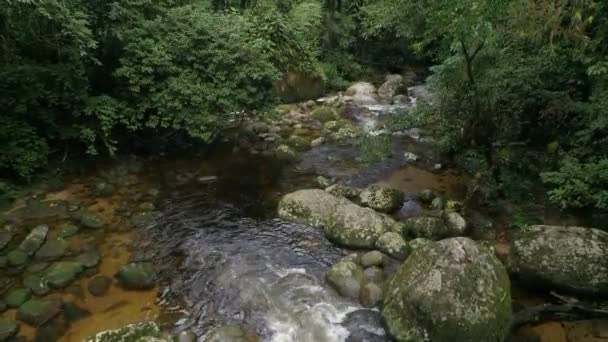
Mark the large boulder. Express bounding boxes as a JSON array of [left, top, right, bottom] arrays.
[[344, 82, 379, 105], [359, 185, 404, 213], [509, 225, 608, 296], [326, 255, 366, 300], [378, 74, 407, 99], [278, 189, 401, 248], [382, 237, 512, 342]]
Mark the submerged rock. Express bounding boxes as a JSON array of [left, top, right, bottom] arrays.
[[359, 185, 404, 213], [116, 262, 156, 290], [5, 288, 31, 308], [7, 249, 28, 267], [0, 226, 14, 251], [19, 225, 48, 255], [341, 309, 386, 342], [382, 237, 512, 342], [84, 321, 161, 342], [375, 232, 410, 260], [23, 273, 50, 296], [88, 276, 112, 297], [77, 249, 101, 268], [45, 261, 84, 288], [16, 299, 62, 326], [57, 223, 79, 238], [325, 255, 365, 300], [35, 238, 68, 260], [510, 225, 608, 296], [77, 209, 105, 229], [278, 189, 400, 248], [207, 324, 256, 342], [0, 320, 19, 341]]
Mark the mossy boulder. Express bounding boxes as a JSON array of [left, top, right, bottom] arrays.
[[84, 321, 161, 342], [311, 107, 337, 123], [382, 237, 512, 342], [7, 249, 28, 266], [402, 216, 461, 240], [57, 223, 79, 238], [45, 261, 84, 288], [23, 273, 50, 296], [326, 255, 366, 299], [274, 144, 298, 161], [278, 189, 401, 249], [19, 225, 48, 255], [509, 225, 608, 296], [375, 232, 410, 260], [16, 299, 62, 326], [116, 262, 156, 290], [359, 185, 404, 213], [324, 184, 361, 201], [443, 211, 467, 236], [408, 238, 432, 253]]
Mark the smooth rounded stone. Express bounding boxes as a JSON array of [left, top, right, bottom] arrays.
[[382, 237, 512, 342], [316, 176, 333, 189], [279, 189, 400, 249], [375, 232, 410, 260], [364, 266, 384, 284], [7, 250, 28, 266], [76, 208, 105, 229], [35, 238, 67, 260], [23, 274, 50, 296], [310, 137, 325, 147], [378, 74, 407, 99], [509, 225, 608, 296], [207, 324, 255, 342], [116, 262, 156, 290], [402, 216, 457, 240], [36, 315, 69, 341], [274, 144, 297, 161], [175, 330, 197, 342], [443, 211, 467, 236], [58, 223, 79, 238], [359, 186, 404, 213], [311, 107, 337, 123], [341, 309, 386, 342], [45, 261, 84, 288], [360, 251, 385, 268], [19, 225, 48, 255], [409, 238, 432, 253], [26, 262, 49, 273], [325, 184, 361, 200], [360, 282, 383, 307], [326, 255, 366, 300], [430, 196, 445, 210], [77, 249, 101, 268], [0, 320, 19, 341], [88, 276, 112, 297], [418, 189, 435, 203], [84, 321, 161, 342], [344, 82, 379, 105], [5, 288, 31, 308], [16, 299, 62, 326], [403, 151, 419, 162]]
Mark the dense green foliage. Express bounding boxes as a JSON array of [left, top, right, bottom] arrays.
[[368, 0, 608, 211]]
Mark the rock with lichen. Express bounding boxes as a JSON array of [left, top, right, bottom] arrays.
[[382, 237, 512, 342]]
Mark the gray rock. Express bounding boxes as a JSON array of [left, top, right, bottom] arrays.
[[402, 216, 451, 240], [176, 330, 197, 342], [0, 320, 19, 341], [360, 282, 383, 307], [77, 249, 101, 268], [35, 238, 67, 260], [403, 152, 419, 162], [19, 225, 48, 255], [316, 176, 333, 188], [444, 211, 467, 236], [418, 189, 435, 203], [375, 232, 410, 260], [326, 255, 366, 299], [359, 185, 404, 213], [344, 82, 379, 105], [77, 209, 105, 229], [16, 299, 62, 326], [409, 238, 432, 253], [383, 237, 512, 342], [510, 225, 608, 296], [23, 274, 50, 296], [325, 184, 361, 201], [116, 262, 156, 290], [7, 249, 28, 266], [378, 74, 407, 99], [430, 197, 445, 210], [45, 261, 84, 288], [88, 276, 112, 297], [279, 189, 401, 248], [363, 266, 384, 284], [84, 321, 161, 342], [360, 251, 385, 268]]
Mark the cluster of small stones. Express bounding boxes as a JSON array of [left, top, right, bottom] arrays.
[[0, 159, 164, 341]]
